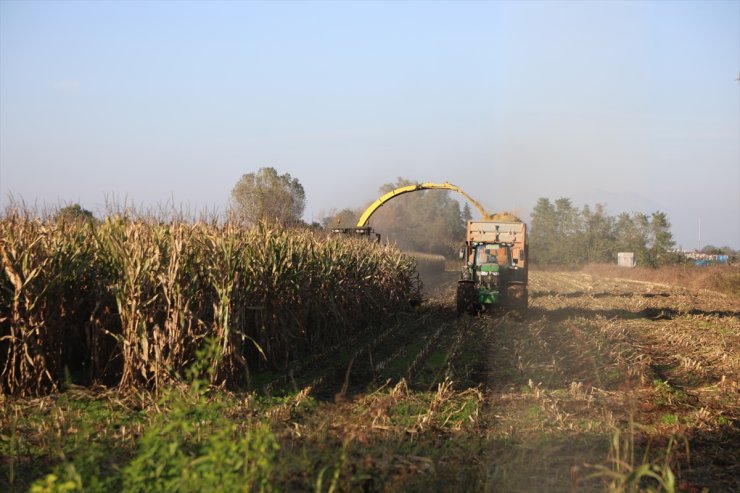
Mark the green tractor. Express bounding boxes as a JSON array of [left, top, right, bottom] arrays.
[[456, 221, 528, 316]]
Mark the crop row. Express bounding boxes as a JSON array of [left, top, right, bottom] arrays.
[[0, 212, 420, 396]]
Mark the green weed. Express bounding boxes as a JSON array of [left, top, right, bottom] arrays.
[[587, 425, 685, 493], [652, 380, 691, 406]]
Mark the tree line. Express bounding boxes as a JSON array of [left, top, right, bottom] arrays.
[[529, 198, 678, 267]]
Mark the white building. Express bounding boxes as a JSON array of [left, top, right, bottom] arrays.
[[617, 252, 636, 268]]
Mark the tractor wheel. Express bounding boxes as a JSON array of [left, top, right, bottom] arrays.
[[506, 285, 528, 313], [456, 282, 476, 317]]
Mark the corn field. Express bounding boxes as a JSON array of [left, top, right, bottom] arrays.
[[0, 211, 420, 396]]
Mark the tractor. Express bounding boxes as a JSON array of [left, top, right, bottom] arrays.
[[457, 219, 528, 315]]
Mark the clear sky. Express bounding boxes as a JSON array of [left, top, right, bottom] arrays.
[[1, 0, 738, 249]]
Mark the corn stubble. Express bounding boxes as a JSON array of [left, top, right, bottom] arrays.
[[0, 211, 420, 396]]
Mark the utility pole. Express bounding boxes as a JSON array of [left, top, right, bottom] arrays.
[[698, 217, 701, 251]]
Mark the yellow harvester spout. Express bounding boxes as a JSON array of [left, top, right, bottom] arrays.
[[356, 182, 491, 227]]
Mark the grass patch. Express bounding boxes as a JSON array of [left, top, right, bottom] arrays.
[[652, 380, 692, 407], [661, 413, 678, 425], [381, 339, 426, 380]]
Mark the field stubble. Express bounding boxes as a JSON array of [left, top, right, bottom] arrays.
[[484, 270, 738, 492]]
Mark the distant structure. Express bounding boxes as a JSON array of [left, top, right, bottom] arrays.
[[617, 252, 636, 268], [681, 251, 729, 266]]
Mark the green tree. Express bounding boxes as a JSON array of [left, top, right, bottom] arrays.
[[530, 197, 585, 266], [649, 211, 677, 266], [230, 167, 305, 226], [553, 198, 584, 265], [582, 203, 615, 263], [700, 245, 721, 254], [321, 208, 359, 229], [615, 212, 650, 266], [55, 203, 95, 223], [529, 198, 557, 265], [461, 203, 473, 223], [701, 245, 735, 255]]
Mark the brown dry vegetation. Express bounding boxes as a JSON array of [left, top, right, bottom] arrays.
[[0, 213, 420, 396], [1, 266, 738, 492], [486, 271, 739, 491], [581, 263, 740, 299]]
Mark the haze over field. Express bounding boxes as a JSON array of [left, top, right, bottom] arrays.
[[1, 0, 738, 249]]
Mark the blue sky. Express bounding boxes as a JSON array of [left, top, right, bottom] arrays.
[[1, 0, 738, 249]]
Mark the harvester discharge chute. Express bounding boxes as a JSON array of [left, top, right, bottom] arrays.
[[355, 182, 492, 227], [332, 182, 493, 240]]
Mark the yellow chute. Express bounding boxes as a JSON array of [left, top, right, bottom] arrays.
[[356, 182, 491, 227]]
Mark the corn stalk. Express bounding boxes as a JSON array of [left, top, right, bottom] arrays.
[[0, 212, 421, 395]]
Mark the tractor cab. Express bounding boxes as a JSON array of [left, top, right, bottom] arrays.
[[471, 242, 512, 295], [474, 243, 511, 268]]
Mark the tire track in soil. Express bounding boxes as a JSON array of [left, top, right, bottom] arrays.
[[478, 271, 739, 492]]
